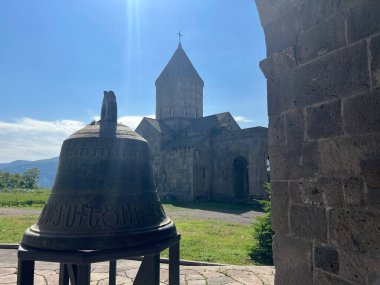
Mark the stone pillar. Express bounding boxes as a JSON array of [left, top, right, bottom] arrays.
[[256, 0, 380, 284]]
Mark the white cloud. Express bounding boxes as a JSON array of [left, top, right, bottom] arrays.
[[233, 116, 253, 123], [0, 118, 85, 163], [0, 115, 154, 163], [118, 114, 155, 130]]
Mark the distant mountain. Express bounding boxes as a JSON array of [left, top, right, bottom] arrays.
[[0, 157, 59, 189]]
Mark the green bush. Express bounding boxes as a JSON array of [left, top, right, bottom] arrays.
[[249, 182, 274, 265]]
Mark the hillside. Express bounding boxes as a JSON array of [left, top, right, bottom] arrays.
[[0, 157, 58, 188]]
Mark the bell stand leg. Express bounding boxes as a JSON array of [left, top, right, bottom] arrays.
[[60, 263, 91, 285], [169, 241, 180, 285], [17, 259, 35, 285], [59, 263, 69, 285], [133, 254, 160, 285], [109, 260, 117, 285], [76, 264, 91, 285]]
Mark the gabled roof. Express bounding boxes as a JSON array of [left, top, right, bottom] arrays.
[[179, 112, 240, 136], [156, 44, 204, 85], [137, 117, 173, 135]]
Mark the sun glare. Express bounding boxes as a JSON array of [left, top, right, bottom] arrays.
[[125, 0, 142, 87]]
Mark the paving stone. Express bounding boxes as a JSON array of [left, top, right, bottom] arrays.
[[0, 274, 17, 284], [207, 276, 235, 285], [199, 270, 225, 278], [185, 273, 205, 281], [34, 262, 59, 270], [187, 279, 207, 285], [260, 274, 275, 285], [244, 265, 275, 275], [33, 274, 47, 285], [91, 272, 109, 281], [43, 273, 59, 285], [232, 274, 263, 285], [124, 268, 139, 278], [0, 267, 16, 277]]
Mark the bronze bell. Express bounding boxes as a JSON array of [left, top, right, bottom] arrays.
[[21, 91, 177, 250]]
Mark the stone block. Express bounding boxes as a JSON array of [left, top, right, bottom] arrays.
[[346, 0, 380, 43], [288, 179, 344, 208], [371, 33, 380, 89], [290, 204, 327, 242], [306, 100, 343, 140], [301, 0, 343, 31], [313, 269, 352, 285], [367, 188, 380, 210], [314, 245, 339, 274], [255, 0, 301, 27], [269, 142, 318, 180], [288, 182, 303, 204], [285, 109, 305, 144], [263, 11, 302, 54], [297, 15, 346, 64], [294, 181, 324, 206], [260, 49, 296, 116], [268, 114, 286, 146], [318, 177, 345, 208], [318, 134, 380, 176], [300, 142, 320, 179], [339, 250, 380, 284], [273, 234, 313, 285], [293, 41, 369, 107], [271, 181, 289, 234], [266, 74, 293, 117], [342, 176, 366, 207], [343, 92, 380, 135], [361, 156, 380, 189], [260, 47, 296, 79], [329, 208, 380, 256], [268, 145, 294, 181]]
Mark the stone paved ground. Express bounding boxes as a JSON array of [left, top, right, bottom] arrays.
[[0, 249, 274, 285]]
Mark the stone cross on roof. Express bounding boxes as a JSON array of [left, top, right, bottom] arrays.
[[177, 31, 183, 45]]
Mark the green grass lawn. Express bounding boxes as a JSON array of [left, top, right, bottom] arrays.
[[0, 215, 254, 265], [163, 219, 254, 265], [0, 215, 37, 243], [0, 189, 50, 208]]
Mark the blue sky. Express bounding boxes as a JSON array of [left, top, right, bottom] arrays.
[[0, 0, 267, 163]]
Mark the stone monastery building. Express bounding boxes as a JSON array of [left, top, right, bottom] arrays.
[[136, 42, 268, 201]]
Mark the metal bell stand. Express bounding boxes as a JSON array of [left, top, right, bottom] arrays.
[[17, 234, 180, 285]]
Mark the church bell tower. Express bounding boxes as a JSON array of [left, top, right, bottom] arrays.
[[155, 34, 204, 120]]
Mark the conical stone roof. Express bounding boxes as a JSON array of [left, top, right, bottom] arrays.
[[156, 44, 204, 86]]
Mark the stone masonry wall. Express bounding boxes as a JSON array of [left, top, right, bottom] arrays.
[[256, 0, 380, 284], [155, 147, 194, 201]]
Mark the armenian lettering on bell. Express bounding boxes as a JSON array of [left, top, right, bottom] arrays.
[[38, 201, 165, 229], [21, 91, 177, 250]]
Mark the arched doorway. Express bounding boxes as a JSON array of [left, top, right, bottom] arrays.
[[233, 156, 249, 198]]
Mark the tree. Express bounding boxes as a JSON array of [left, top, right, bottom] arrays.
[[21, 168, 40, 189], [0, 168, 40, 189], [0, 171, 13, 189], [249, 182, 274, 265]]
